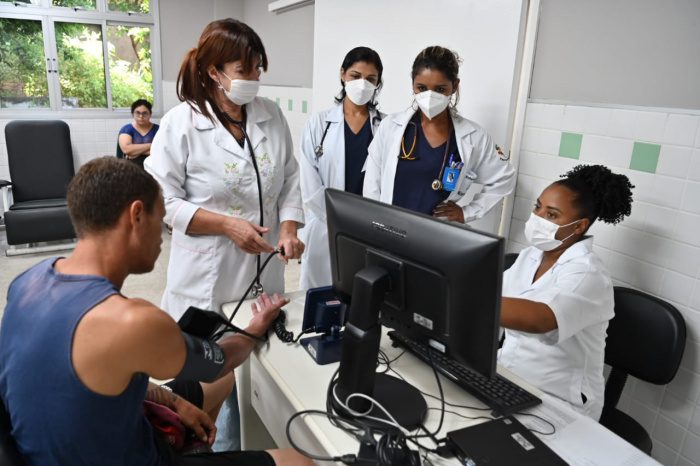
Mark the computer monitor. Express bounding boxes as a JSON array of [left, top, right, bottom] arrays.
[[325, 189, 504, 430]]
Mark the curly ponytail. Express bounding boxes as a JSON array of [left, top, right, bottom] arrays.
[[555, 164, 634, 225]]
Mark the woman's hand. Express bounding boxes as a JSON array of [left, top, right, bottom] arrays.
[[172, 396, 217, 446], [222, 217, 275, 255], [277, 221, 305, 263], [432, 200, 465, 223]]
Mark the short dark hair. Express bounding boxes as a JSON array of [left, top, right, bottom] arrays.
[[67, 157, 161, 237], [555, 164, 634, 226], [131, 99, 152, 114], [335, 46, 384, 109]]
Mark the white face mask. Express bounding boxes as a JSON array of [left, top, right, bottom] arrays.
[[415, 90, 450, 119], [344, 78, 377, 106], [219, 71, 259, 106], [524, 213, 582, 251]]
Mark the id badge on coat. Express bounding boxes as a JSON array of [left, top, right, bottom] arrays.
[[442, 164, 461, 192]]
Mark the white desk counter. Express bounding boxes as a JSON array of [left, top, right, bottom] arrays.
[[225, 291, 660, 465]]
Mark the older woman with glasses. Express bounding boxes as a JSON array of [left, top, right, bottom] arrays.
[[118, 99, 159, 168]]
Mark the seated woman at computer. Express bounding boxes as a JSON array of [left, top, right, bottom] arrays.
[[498, 164, 634, 420], [363, 45, 515, 223]]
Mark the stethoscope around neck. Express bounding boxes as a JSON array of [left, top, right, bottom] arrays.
[[314, 113, 382, 158], [222, 110, 265, 297]]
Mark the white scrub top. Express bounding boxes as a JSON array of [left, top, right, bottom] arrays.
[[298, 103, 383, 290], [362, 108, 515, 222], [145, 98, 304, 321], [498, 237, 614, 420]]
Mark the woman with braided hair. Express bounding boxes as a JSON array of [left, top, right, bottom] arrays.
[[498, 164, 634, 420]]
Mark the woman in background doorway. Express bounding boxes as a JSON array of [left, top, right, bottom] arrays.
[[299, 47, 384, 289], [118, 99, 159, 168]]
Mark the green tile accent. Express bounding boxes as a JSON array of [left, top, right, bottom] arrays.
[[287, 99, 293, 111], [630, 142, 661, 173], [275, 97, 280, 107], [559, 132, 583, 159], [302, 100, 308, 114]]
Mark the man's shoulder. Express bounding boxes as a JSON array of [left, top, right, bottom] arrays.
[[84, 296, 179, 345]]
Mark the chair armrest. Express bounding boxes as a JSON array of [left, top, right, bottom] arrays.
[[0, 180, 12, 213], [0, 179, 11, 188]]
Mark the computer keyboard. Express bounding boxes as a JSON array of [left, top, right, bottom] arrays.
[[388, 331, 542, 417]]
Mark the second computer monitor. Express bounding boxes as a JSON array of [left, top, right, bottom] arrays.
[[326, 189, 504, 378]]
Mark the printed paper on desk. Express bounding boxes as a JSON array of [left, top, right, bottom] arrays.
[[516, 394, 662, 466]]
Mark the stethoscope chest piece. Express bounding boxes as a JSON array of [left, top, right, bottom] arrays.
[[251, 282, 264, 298]]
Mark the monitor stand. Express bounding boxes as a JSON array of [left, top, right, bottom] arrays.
[[329, 266, 427, 431]]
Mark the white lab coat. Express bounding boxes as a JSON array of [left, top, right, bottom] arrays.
[[498, 237, 614, 420], [145, 98, 304, 321], [363, 108, 515, 221], [298, 103, 383, 290]]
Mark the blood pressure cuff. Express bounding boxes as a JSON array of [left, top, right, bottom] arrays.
[[178, 333, 225, 383]]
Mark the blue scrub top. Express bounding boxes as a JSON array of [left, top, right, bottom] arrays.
[[392, 112, 461, 215], [344, 117, 373, 196]]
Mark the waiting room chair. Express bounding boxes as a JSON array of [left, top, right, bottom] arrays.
[[1, 120, 76, 251], [0, 401, 26, 466], [600, 286, 686, 455]]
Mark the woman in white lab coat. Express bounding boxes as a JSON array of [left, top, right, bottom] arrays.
[[499, 164, 634, 420], [146, 19, 304, 322], [144, 19, 304, 452], [299, 47, 385, 289], [363, 46, 515, 223]]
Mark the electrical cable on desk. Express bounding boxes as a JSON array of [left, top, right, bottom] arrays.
[[514, 411, 556, 436], [386, 366, 492, 412], [427, 407, 494, 422]]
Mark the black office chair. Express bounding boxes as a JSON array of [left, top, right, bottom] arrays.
[[2, 120, 76, 247], [600, 287, 686, 454], [0, 402, 27, 466], [116, 140, 125, 159]]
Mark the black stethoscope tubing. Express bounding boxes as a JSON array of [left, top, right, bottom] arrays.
[[314, 114, 382, 158], [223, 111, 265, 297]]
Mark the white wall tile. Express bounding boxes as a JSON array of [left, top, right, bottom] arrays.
[[667, 368, 700, 404], [579, 135, 633, 169], [681, 431, 700, 464], [607, 109, 641, 139], [512, 195, 533, 222], [509, 218, 527, 246], [677, 456, 696, 466], [609, 253, 665, 295], [561, 105, 588, 133], [0, 144, 6, 166], [659, 271, 696, 307], [689, 404, 700, 436], [625, 399, 659, 433], [634, 379, 667, 410], [521, 127, 560, 155], [613, 226, 666, 266], [525, 103, 565, 129], [635, 111, 668, 143], [662, 242, 700, 278], [657, 145, 693, 179], [691, 284, 700, 312], [681, 181, 700, 215], [661, 391, 694, 429], [654, 414, 686, 452], [643, 204, 678, 239], [0, 165, 9, 181], [582, 106, 612, 135], [589, 221, 617, 249], [621, 200, 648, 231], [643, 175, 687, 210], [652, 439, 679, 466], [684, 309, 700, 343], [689, 149, 700, 182], [674, 213, 700, 247], [681, 341, 700, 374], [664, 114, 700, 147]]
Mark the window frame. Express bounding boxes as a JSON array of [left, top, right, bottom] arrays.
[[0, 0, 161, 118]]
